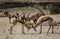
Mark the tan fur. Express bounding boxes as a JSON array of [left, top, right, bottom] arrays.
[[35, 16, 54, 33]]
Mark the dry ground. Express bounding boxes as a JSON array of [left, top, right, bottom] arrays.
[[0, 15, 60, 39]]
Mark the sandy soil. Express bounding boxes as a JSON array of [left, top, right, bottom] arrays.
[[0, 15, 60, 39]]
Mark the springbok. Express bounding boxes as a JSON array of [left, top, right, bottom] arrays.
[[21, 13, 37, 31], [34, 16, 54, 34], [21, 12, 45, 31], [28, 12, 45, 24], [4, 11, 31, 34]]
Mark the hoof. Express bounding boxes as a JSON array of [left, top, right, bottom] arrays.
[[10, 33, 12, 35], [52, 32, 54, 34], [47, 32, 48, 33], [23, 32, 25, 34], [39, 32, 41, 34], [8, 29, 10, 31], [39, 33, 41, 34]]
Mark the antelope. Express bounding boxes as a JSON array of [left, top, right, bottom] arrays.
[[34, 16, 54, 34], [4, 11, 31, 34], [21, 12, 45, 31]]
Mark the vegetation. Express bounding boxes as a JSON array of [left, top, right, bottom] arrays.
[[0, 2, 60, 15], [50, 4, 60, 15]]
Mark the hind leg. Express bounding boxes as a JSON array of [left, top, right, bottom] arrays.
[[47, 22, 54, 33], [52, 24, 54, 33], [47, 26, 51, 33], [47, 22, 52, 33], [50, 22, 54, 33]]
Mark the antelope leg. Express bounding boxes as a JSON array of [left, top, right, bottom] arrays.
[[39, 24, 42, 34], [10, 26, 14, 34], [47, 26, 51, 33], [22, 25, 25, 34], [52, 24, 54, 33], [32, 26, 37, 32]]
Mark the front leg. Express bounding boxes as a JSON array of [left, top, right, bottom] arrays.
[[39, 24, 42, 34], [9, 23, 16, 34], [10, 26, 14, 34], [22, 25, 25, 34]]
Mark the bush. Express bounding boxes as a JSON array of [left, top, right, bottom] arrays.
[[50, 5, 60, 15], [42, 6, 46, 10]]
